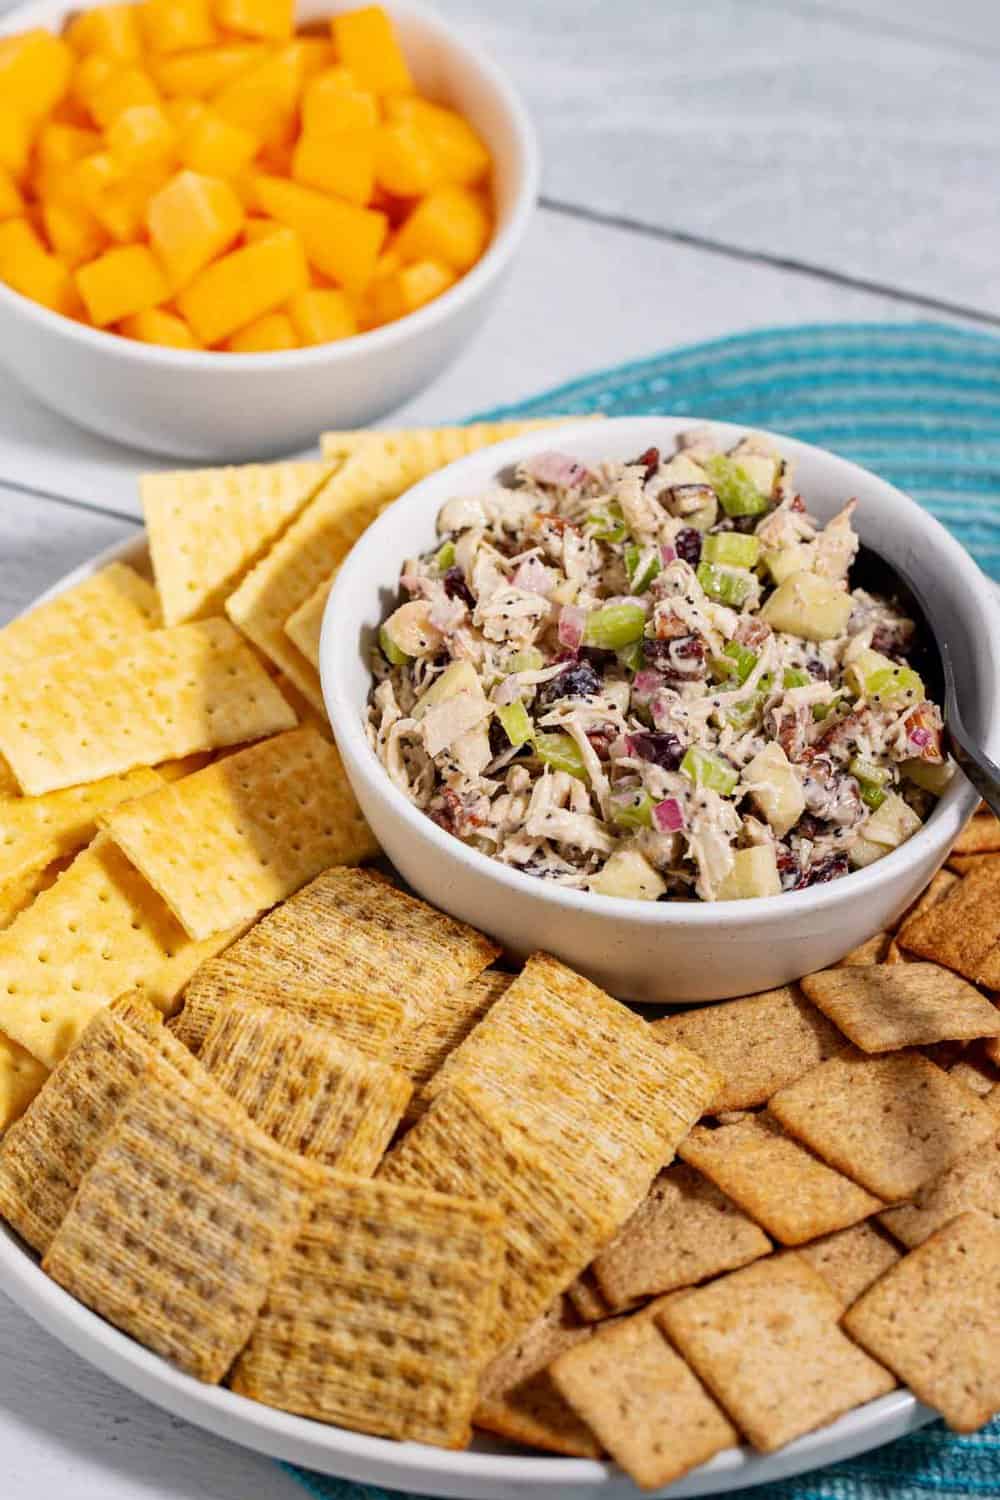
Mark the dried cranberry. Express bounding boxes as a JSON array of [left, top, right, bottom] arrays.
[[579, 645, 616, 669], [795, 813, 827, 841], [536, 660, 603, 707], [630, 446, 660, 481], [430, 787, 462, 833], [586, 727, 615, 760], [806, 659, 828, 680], [797, 853, 849, 888], [443, 567, 474, 607], [870, 623, 912, 660], [627, 732, 685, 771], [642, 635, 705, 681], [674, 528, 702, 566]]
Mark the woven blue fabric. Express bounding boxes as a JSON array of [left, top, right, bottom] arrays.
[[285, 322, 1000, 1500]]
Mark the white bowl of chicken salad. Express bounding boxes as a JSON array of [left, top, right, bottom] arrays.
[[320, 416, 998, 1003]]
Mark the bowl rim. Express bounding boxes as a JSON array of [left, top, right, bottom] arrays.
[[0, 0, 540, 369], [321, 414, 993, 928]]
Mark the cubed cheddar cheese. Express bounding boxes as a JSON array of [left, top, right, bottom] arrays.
[[87, 65, 161, 130], [147, 168, 244, 289], [82, 159, 171, 242], [36, 122, 102, 170], [374, 120, 439, 197], [291, 127, 376, 204], [301, 66, 378, 134], [69, 53, 116, 116], [225, 309, 297, 350], [0, 29, 74, 121], [139, 0, 217, 54], [0, 115, 33, 182], [211, 43, 303, 149], [176, 224, 307, 342], [41, 195, 108, 267], [254, 173, 386, 289], [163, 96, 205, 132], [0, 169, 25, 221], [242, 215, 284, 241], [395, 184, 489, 271], [215, 0, 294, 42], [371, 256, 454, 321], [118, 305, 201, 346], [330, 7, 412, 95], [385, 96, 489, 187], [298, 37, 335, 80], [66, 5, 143, 62], [178, 110, 257, 177], [150, 42, 266, 97], [76, 241, 169, 324], [107, 104, 178, 170], [287, 286, 356, 343], [0, 217, 82, 314]]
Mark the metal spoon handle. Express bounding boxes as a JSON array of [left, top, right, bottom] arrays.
[[946, 719, 1000, 822]]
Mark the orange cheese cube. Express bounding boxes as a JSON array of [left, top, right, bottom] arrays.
[[256, 139, 295, 174], [215, 0, 293, 41], [140, 0, 217, 54], [287, 286, 356, 344], [0, 218, 82, 315], [147, 167, 245, 289], [176, 225, 307, 342], [242, 215, 283, 241], [0, 169, 24, 221], [225, 310, 296, 350], [41, 195, 108, 267], [291, 127, 375, 205], [76, 242, 170, 325], [374, 120, 439, 197], [66, 5, 143, 62], [87, 65, 161, 129], [0, 30, 74, 121], [36, 122, 102, 170], [254, 173, 386, 289], [163, 96, 205, 131], [302, 67, 378, 134], [394, 184, 489, 271], [298, 37, 335, 79], [385, 96, 490, 187], [70, 53, 116, 115], [107, 104, 178, 170], [119, 306, 201, 346], [178, 109, 257, 177], [330, 7, 412, 96], [0, 114, 33, 182], [74, 154, 169, 242], [150, 42, 265, 97], [371, 255, 454, 322], [212, 43, 303, 149]]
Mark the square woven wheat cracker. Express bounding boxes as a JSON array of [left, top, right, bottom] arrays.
[[169, 979, 401, 1061], [231, 1173, 502, 1447], [0, 765, 163, 889], [0, 999, 201, 1251], [651, 985, 846, 1112], [475, 1294, 599, 1456], [43, 1054, 321, 1383], [797, 1222, 902, 1308], [592, 1161, 771, 1308], [0, 563, 159, 671], [894, 869, 960, 933], [836, 933, 891, 967], [878, 1130, 1000, 1247], [0, 834, 245, 1068], [198, 1002, 411, 1173], [379, 1083, 618, 1359], [104, 728, 377, 939], [142, 461, 333, 626], [565, 1268, 614, 1323], [660, 1253, 895, 1452], [898, 862, 1000, 988], [394, 970, 511, 1097], [422, 952, 722, 1220], [845, 1212, 1000, 1433], [951, 812, 1000, 857], [947, 1045, 1000, 1107], [283, 572, 336, 669], [0, 619, 297, 795], [800, 964, 1000, 1053], [551, 1301, 739, 1489], [678, 1115, 883, 1246], [0, 1031, 48, 1132], [768, 1050, 997, 1201], [948, 853, 1000, 877]]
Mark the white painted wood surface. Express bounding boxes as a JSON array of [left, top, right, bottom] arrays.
[[0, 1, 997, 1495]]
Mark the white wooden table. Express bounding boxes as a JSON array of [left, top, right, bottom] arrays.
[[0, 0, 998, 1493]]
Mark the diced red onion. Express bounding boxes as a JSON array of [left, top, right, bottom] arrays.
[[558, 603, 586, 650], [909, 726, 932, 748], [632, 669, 663, 698], [522, 451, 589, 488], [512, 556, 555, 596], [659, 543, 676, 564], [653, 797, 685, 832]]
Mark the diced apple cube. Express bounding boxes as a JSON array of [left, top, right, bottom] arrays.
[[0, 217, 82, 314], [254, 173, 387, 289], [589, 848, 666, 901], [716, 844, 782, 900], [413, 660, 483, 718], [176, 224, 307, 342], [862, 791, 922, 849], [75, 242, 169, 325], [291, 127, 376, 204], [901, 758, 953, 797], [394, 185, 490, 272], [216, 0, 293, 42], [287, 286, 357, 344], [330, 7, 412, 96], [763, 542, 814, 585], [742, 742, 806, 838], [119, 306, 201, 346], [140, 0, 217, 54], [225, 310, 297, 350], [147, 168, 245, 289], [849, 837, 888, 870], [66, 5, 143, 62], [760, 570, 853, 641]]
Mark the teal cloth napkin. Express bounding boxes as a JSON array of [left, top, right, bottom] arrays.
[[286, 321, 1000, 1500]]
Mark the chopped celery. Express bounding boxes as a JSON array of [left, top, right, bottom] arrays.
[[587, 500, 627, 543], [535, 731, 589, 781], [378, 623, 410, 666], [510, 647, 544, 673], [782, 666, 811, 689], [704, 454, 771, 517], [435, 539, 456, 571], [722, 696, 762, 730], [859, 782, 887, 811], [866, 665, 925, 703], [681, 746, 739, 795], [711, 640, 758, 685], [811, 702, 831, 721], [702, 532, 761, 568], [624, 542, 661, 593], [617, 639, 645, 673], [583, 602, 646, 650], [610, 789, 654, 830], [496, 699, 534, 749], [848, 757, 891, 787], [697, 561, 754, 607]]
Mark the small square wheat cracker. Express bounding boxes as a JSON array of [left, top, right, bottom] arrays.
[[679, 1115, 883, 1246], [551, 1302, 739, 1489], [899, 862, 1000, 990], [592, 1162, 771, 1308], [475, 1296, 600, 1458], [0, 619, 297, 795], [845, 1212, 1000, 1433], [797, 1222, 902, 1308], [43, 1055, 320, 1383], [198, 1002, 411, 1173], [105, 728, 377, 940], [651, 985, 846, 1112], [660, 1253, 895, 1452], [169, 981, 401, 1062], [878, 1130, 1000, 1247], [393, 970, 512, 1096], [769, 1051, 997, 1201], [800, 964, 1000, 1053], [231, 1174, 503, 1448]]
